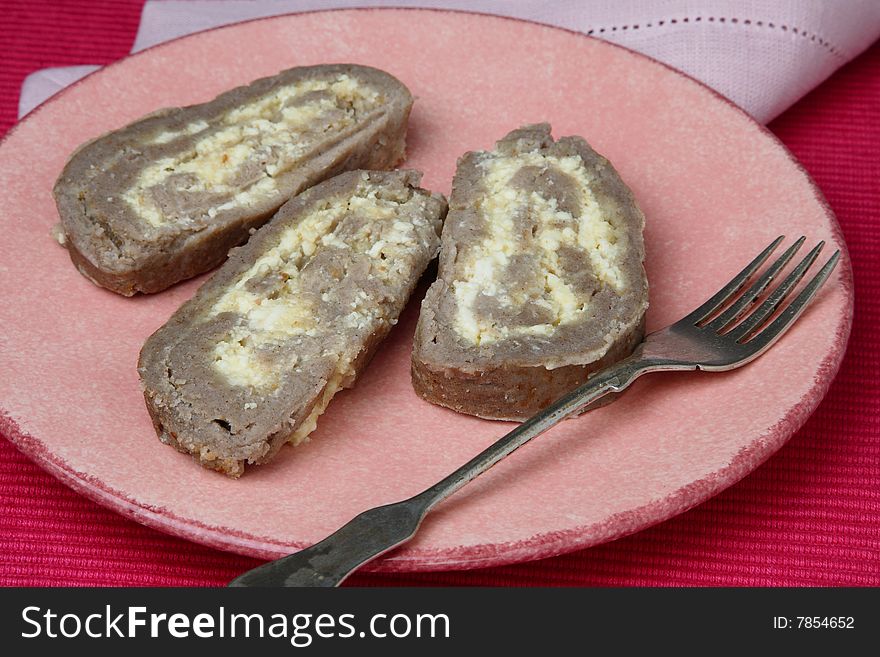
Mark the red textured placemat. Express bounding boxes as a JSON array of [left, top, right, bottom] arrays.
[[0, 0, 877, 586]]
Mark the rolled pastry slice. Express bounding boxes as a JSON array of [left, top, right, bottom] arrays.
[[138, 170, 446, 477], [53, 64, 413, 295], [412, 124, 648, 420]]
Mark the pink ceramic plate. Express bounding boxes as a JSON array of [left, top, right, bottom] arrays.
[[0, 9, 853, 572]]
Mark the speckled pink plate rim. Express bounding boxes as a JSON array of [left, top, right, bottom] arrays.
[[0, 8, 854, 572]]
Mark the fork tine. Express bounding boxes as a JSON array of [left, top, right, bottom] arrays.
[[742, 250, 840, 351], [727, 241, 825, 342], [684, 236, 785, 324], [708, 236, 806, 332]]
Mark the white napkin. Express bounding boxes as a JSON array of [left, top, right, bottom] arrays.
[[18, 0, 880, 123]]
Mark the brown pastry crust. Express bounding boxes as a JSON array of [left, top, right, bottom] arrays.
[[412, 124, 648, 420], [138, 170, 446, 477], [53, 64, 414, 295]]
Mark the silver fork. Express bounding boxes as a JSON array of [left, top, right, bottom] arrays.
[[229, 236, 840, 587]]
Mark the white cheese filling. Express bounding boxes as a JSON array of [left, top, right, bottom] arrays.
[[209, 181, 429, 391], [124, 75, 382, 227], [452, 152, 625, 345]]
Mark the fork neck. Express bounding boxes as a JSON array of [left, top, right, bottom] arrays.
[[634, 327, 710, 371]]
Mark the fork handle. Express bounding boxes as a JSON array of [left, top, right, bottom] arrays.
[[228, 498, 429, 587], [230, 354, 651, 587], [416, 354, 651, 511]]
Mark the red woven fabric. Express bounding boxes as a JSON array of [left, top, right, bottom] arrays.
[[1, 0, 877, 587]]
